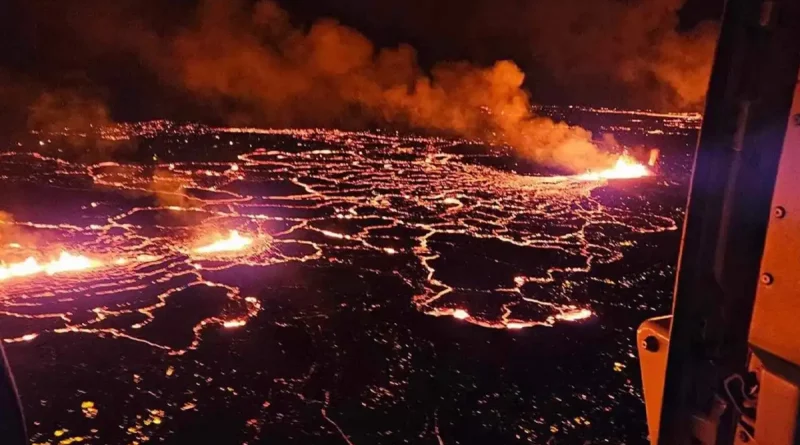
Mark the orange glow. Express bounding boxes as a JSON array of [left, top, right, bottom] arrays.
[[578, 156, 651, 181], [194, 230, 253, 254], [555, 308, 593, 321], [4, 333, 39, 344], [452, 309, 470, 320], [0, 128, 685, 361], [223, 319, 247, 328], [45, 251, 96, 275], [0, 251, 98, 282]]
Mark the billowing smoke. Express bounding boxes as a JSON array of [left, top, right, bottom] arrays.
[[1, 0, 720, 171], [27, 90, 111, 135], [0, 211, 17, 242], [0, 72, 110, 132], [0, 69, 116, 161], [145, 166, 198, 209], [232, 0, 719, 110], [526, 0, 718, 110], [126, 0, 612, 171]]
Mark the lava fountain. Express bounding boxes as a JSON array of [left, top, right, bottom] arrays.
[[0, 251, 99, 282], [194, 230, 254, 254], [577, 155, 652, 181]]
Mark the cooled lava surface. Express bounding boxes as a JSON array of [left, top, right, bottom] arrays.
[[0, 108, 698, 444]]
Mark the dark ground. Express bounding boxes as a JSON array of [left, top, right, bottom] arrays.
[[0, 107, 698, 444]]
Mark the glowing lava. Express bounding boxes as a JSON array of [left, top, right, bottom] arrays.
[[194, 231, 253, 254], [0, 251, 98, 282], [555, 308, 594, 322], [0, 127, 679, 350], [223, 319, 247, 329], [452, 309, 470, 320], [578, 156, 651, 181]]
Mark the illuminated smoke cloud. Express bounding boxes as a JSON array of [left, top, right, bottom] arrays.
[[146, 166, 195, 209], [2, 0, 717, 169], [0, 71, 119, 160], [0, 210, 42, 250], [116, 0, 612, 172], [0, 71, 111, 134], [527, 0, 718, 110], [0, 210, 18, 243], [308, 0, 718, 110], [27, 90, 111, 135]]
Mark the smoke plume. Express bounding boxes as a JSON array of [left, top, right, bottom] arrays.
[[0, 210, 38, 249], [527, 0, 718, 110], [249, 0, 718, 110], [27, 90, 111, 136], [0, 69, 116, 160], [124, 0, 612, 171], [1, 0, 720, 171]]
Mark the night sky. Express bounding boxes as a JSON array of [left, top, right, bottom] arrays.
[[0, 0, 724, 126]]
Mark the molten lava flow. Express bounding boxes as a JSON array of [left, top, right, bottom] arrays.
[[0, 251, 98, 282], [194, 230, 253, 254], [555, 308, 593, 322], [452, 309, 470, 320], [223, 319, 247, 329], [578, 156, 651, 181]]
